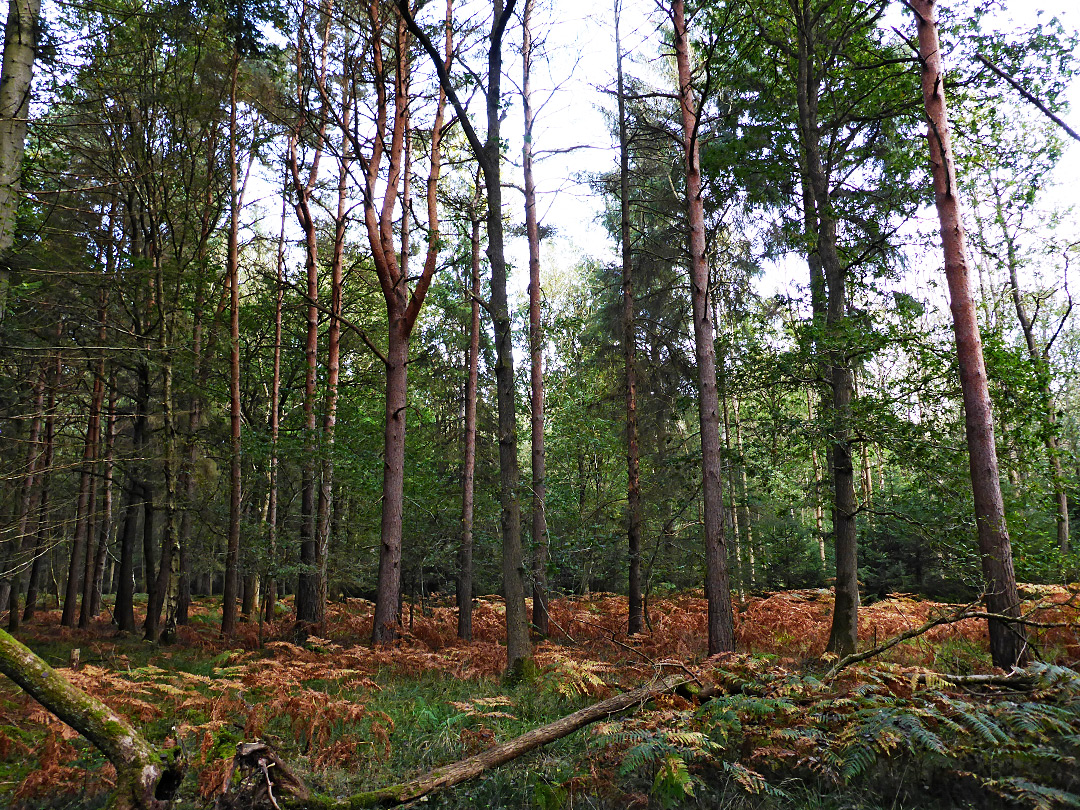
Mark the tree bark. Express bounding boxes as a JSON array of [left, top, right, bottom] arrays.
[[522, 0, 550, 638], [671, 0, 734, 655], [0, 0, 39, 322], [1001, 216, 1070, 555], [221, 57, 243, 637], [458, 209, 481, 642], [85, 378, 117, 620], [291, 0, 329, 632], [61, 348, 105, 628], [912, 0, 1028, 669], [615, 0, 644, 636], [8, 363, 46, 629], [791, 2, 858, 657]]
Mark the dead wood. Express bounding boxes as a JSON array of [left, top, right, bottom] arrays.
[[220, 676, 686, 809], [824, 603, 1074, 680], [0, 628, 183, 810]]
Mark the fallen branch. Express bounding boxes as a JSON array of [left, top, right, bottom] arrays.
[[221, 676, 686, 809], [824, 605, 1076, 680], [914, 670, 1038, 690], [0, 628, 183, 810]]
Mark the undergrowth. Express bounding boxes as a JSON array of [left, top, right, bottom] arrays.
[[0, 587, 1076, 809]]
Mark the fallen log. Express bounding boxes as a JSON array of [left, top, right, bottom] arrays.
[[220, 675, 686, 809], [0, 627, 183, 810]]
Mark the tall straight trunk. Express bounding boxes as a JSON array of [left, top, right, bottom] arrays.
[[290, 2, 329, 630], [8, 364, 46, 629], [265, 185, 287, 623], [155, 348, 181, 642], [1001, 219, 1070, 555], [792, 4, 858, 656], [615, 0, 644, 635], [672, 0, 734, 655], [913, 0, 1027, 668], [23, 365, 59, 621], [221, 58, 243, 636], [315, 75, 351, 628], [733, 399, 755, 587], [398, 0, 531, 674], [115, 476, 146, 633], [61, 347, 105, 628], [85, 380, 117, 620], [522, 0, 549, 637], [374, 325, 408, 640], [0, 0, 39, 321], [79, 297, 109, 627], [806, 390, 826, 568], [458, 211, 481, 642]]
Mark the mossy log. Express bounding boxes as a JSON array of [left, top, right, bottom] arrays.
[[222, 675, 685, 809], [0, 628, 182, 809]]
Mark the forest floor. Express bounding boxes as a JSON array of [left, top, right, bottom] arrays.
[[1, 586, 1078, 810]]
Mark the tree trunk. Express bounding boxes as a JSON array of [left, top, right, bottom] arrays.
[[672, 0, 734, 655], [522, 0, 549, 638], [458, 212, 481, 642], [221, 58, 243, 637], [290, 0, 329, 633], [373, 325, 409, 642], [397, 0, 531, 675], [8, 364, 45, 629], [912, 0, 1027, 668], [791, 3, 858, 657], [615, 0, 644, 635], [85, 379, 117, 620], [61, 351, 104, 628], [0, 0, 39, 322], [1002, 221, 1070, 555], [225, 676, 686, 809]]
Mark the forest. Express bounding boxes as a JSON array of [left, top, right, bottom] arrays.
[[0, 0, 1079, 806]]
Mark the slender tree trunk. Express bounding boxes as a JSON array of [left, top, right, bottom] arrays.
[[79, 299, 109, 628], [672, 0, 734, 654], [221, 58, 243, 636], [806, 390, 826, 567], [396, 0, 531, 674], [315, 77, 351, 628], [791, 4, 858, 656], [265, 183, 287, 623], [615, 0, 644, 635], [0, 0, 39, 322], [522, 0, 549, 637], [23, 365, 59, 621], [913, 0, 1027, 668], [458, 212, 481, 642], [1002, 223, 1070, 555], [8, 364, 45, 629], [61, 353, 105, 628], [85, 380, 117, 620]]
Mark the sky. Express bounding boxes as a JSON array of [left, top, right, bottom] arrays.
[[499, 0, 1080, 305]]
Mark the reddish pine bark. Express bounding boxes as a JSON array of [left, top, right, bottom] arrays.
[[912, 0, 1027, 668]]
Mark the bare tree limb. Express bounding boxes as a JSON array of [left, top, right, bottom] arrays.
[[976, 54, 1080, 143]]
